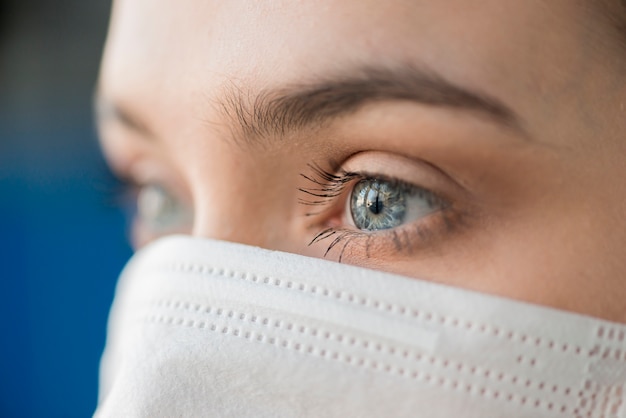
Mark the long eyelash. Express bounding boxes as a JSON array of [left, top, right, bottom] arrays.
[[309, 227, 337, 245], [300, 164, 383, 260], [309, 227, 362, 262], [299, 163, 365, 261], [298, 163, 359, 215]]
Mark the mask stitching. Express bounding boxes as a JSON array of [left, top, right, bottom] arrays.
[[576, 380, 625, 417], [597, 326, 626, 343], [140, 263, 626, 414], [141, 299, 622, 416], [158, 262, 626, 360], [141, 298, 589, 408], [141, 312, 584, 415]]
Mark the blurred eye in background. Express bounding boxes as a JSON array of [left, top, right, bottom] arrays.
[[132, 183, 193, 245]]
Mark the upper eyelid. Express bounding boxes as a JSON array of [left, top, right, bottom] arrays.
[[341, 154, 479, 217], [299, 163, 448, 203]]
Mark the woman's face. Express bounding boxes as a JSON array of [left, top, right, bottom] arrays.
[[97, 0, 626, 322]]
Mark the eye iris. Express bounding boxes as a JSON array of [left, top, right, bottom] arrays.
[[351, 179, 406, 231]]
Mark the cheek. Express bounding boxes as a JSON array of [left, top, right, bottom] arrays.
[[466, 211, 626, 323], [336, 195, 626, 324]]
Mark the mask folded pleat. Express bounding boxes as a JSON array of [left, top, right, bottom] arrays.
[[96, 236, 626, 418]]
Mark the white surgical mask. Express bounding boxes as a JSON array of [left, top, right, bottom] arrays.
[[95, 236, 626, 417]]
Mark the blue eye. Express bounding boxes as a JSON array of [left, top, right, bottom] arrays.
[[136, 184, 190, 234], [350, 178, 439, 231]]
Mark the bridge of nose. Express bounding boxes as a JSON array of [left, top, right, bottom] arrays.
[[188, 160, 304, 252]]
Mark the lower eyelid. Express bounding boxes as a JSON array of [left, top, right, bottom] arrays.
[[312, 204, 458, 263]]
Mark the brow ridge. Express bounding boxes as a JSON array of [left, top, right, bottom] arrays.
[[217, 65, 524, 143]]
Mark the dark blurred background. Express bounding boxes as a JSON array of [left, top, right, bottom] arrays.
[[0, 1, 132, 416]]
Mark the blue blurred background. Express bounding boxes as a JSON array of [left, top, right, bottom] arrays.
[[0, 1, 133, 416]]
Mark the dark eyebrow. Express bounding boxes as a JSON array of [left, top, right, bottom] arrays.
[[217, 65, 526, 142]]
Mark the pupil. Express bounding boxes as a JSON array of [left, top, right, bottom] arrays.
[[366, 188, 384, 215]]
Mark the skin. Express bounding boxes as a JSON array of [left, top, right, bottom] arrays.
[[97, 0, 626, 323]]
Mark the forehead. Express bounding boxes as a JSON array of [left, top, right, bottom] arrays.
[[99, 0, 584, 137]]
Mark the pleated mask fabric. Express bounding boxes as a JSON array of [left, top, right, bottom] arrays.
[[95, 236, 626, 417]]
